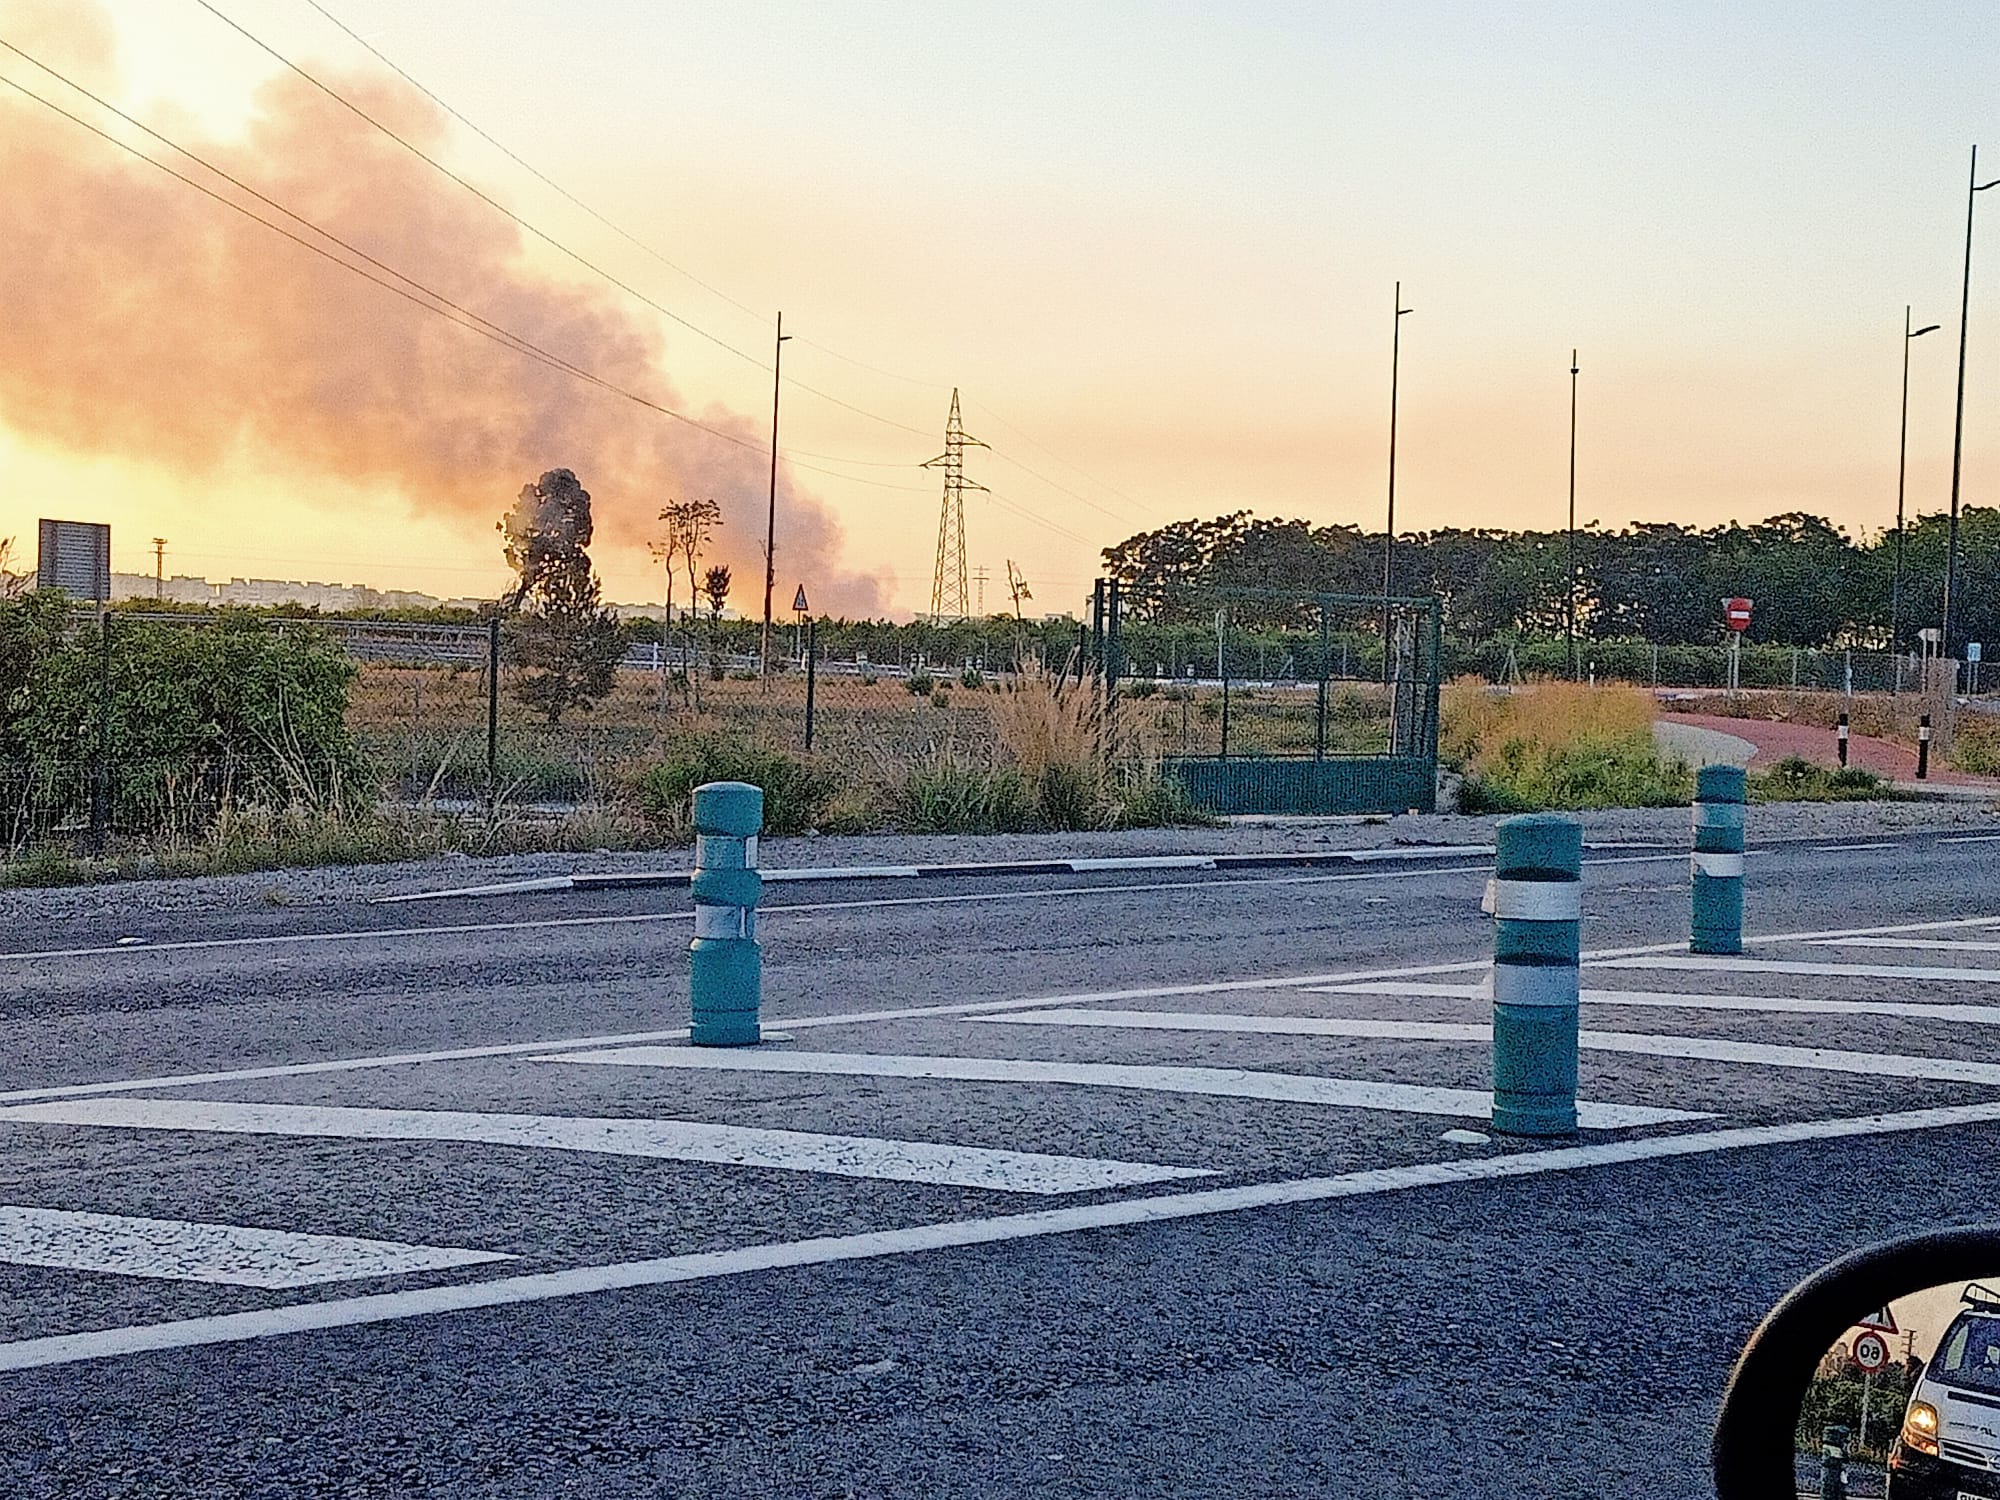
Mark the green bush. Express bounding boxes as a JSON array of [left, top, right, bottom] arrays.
[[1113, 770, 1214, 828], [1462, 731, 1692, 811], [1751, 755, 1900, 803], [1123, 678, 1158, 699], [633, 735, 842, 835], [892, 760, 1033, 833], [906, 672, 935, 696], [960, 667, 985, 690]]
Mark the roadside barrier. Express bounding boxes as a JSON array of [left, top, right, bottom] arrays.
[[1918, 713, 1932, 781], [1489, 812, 1581, 1137], [1691, 764, 1746, 956], [689, 780, 764, 1047], [1836, 711, 1849, 768]]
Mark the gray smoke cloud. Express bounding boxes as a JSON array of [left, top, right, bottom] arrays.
[[0, 0, 888, 613]]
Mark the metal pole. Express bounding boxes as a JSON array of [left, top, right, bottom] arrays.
[[1315, 610, 1328, 761], [1218, 607, 1230, 760], [803, 618, 817, 753], [1943, 146, 1996, 655], [761, 311, 790, 676], [1568, 349, 1579, 681], [91, 607, 111, 855], [1382, 281, 1411, 680], [1893, 307, 1917, 656], [486, 614, 500, 809]]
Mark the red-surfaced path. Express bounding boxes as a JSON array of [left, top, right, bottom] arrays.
[[1662, 711, 2000, 789]]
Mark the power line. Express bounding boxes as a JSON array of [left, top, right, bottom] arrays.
[[0, 54, 930, 497], [191, 0, 934, 439]]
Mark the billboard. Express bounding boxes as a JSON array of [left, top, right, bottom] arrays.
[[35, 519, 111, 601]]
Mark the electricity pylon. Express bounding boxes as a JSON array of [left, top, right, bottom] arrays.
[[925, 389, 987, 623]]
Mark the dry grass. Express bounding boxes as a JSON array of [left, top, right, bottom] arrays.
[[1442, 678, 1690, 811]]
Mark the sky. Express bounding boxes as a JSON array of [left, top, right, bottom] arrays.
[[0, 0, 1996, 619]]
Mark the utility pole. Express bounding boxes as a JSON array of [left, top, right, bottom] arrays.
[[761, 311, 791, 676], [1893, 308, 1941, 662], [1942, 145, 1999, 658], [926, 389, 987, 623], [1567, 351, 1580, 681], [1382, 281, 1413, 681], [973, 565, 989, 616], [1005, 559, 1031, 621], [151, 537, 166, 600]]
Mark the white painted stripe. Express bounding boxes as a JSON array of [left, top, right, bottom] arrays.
[[1491, 880, 1582, 921], [1814, 937, 2000, 953], [1692, 851, 1744, 877], [537, 1045, 1703, 1129], [1943, 835, 2000, 845], [987, 1008, 2000, 1088], [0, 1205, 509, 1288], [1067, 856, 1215, 872], [765, 865, 922, 881], [0, 1100, 1205, 1195], [8, 1100, 2000, 1372], [1318, 980, 2000, 1027], [1596, 955, 2000, 983], [1811, 843, 1900, 854]]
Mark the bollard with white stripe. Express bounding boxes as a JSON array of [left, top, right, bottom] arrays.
[[1836, 711, 1849, 768], [690, 781, 764, 1047], [1690, 763, 1746, 956], [1490, 813, 1582, 1137], [1917, 713, 1932, 781]]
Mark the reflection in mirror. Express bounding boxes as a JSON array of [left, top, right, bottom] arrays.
[[1796, 1279, 2000, 1500]]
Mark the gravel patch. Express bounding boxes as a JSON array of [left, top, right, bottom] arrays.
[[0, 798, 1993, 927]]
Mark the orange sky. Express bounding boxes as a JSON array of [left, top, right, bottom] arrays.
[[1, 0, 1996, 618]]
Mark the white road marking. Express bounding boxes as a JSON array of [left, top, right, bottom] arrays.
[[1813, 938, 2000, 953], [7, 1099, 2000, 1372], [0, 1205, 509, 1289], [1595, 956, 2000, 983], [1317, 980, 2000, 1026], [1811, 843, 1901, 853], [985, 1008, 2000, 1087], [1943, 835, 2000, 844], [0, 1099, 1205, 1195], [535, 1045, 1702, 1129]]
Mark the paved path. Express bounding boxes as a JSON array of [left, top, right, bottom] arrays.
[[1662, 711, 2000, 789], [4, 834, 2000, 1497]]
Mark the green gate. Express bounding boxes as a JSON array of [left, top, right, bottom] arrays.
[[1091, 582, 1443, 816]]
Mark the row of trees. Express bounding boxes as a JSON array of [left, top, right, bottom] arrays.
[[1099, 507, 2000, 649]]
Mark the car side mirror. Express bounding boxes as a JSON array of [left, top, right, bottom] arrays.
[[1713, 1228, 2000, 1499]]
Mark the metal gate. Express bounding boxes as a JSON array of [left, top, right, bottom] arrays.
[[1090, 581, 1443, 815]]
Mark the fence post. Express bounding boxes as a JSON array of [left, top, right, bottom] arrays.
[[1836, 711, 1849, 768], [690, 781, 763, 1047], [1217, 607, 1231, 761], [1691, 764, 1746, 955], [803, 618, 817, 753], [1917, 713, 1931, 780], [1489, 813, 1582, 1138], [90, 608, 111, 856], [485, 615, 500, 812]]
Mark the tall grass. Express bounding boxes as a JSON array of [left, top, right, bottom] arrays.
[[989, 658, 1110, 829], [1444, 679, 1692, 811]]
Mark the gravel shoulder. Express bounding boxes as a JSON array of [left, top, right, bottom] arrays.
[[1, 796, 1994, 927]]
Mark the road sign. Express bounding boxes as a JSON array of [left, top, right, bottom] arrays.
[[1859, 1307, 1899, 1334], [792, 585, 809, 613], [1969, 642, 1984, 663], [36, 518, 111, 601], [1853, 1330, 1891, 1372], [1721, 597, 1753, 633]]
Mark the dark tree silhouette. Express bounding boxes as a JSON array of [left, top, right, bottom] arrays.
[[499, 469, 622, 723]]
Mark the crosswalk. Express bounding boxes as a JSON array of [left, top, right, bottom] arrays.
[[6, 910, 2000, 1365]]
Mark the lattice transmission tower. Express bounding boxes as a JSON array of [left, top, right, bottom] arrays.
[[925, 388, 987, 623]]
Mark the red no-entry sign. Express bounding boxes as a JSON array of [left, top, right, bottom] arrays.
[[1722, 597, 1753, 633]]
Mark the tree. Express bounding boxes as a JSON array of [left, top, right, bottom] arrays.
[[701, 564, 731, 679], [499, 468, 623, 724], [0, 537, 28, 600]]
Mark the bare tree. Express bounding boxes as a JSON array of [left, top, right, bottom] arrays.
[[0, 537, 26, 599], [657, 498, 722, 707]]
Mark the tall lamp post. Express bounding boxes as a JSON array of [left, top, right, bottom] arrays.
[[1381, 281, 1414, 681], [1891, 308, 1940, 665], [1566, 350, 1580, 681], [760, 310, 792, 676], [1941, 146, 2000, 660]]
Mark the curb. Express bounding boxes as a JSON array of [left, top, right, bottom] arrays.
[[370, 845, 1501, 905]]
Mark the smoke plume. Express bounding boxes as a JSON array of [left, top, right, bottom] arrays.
[[0, 0, 886, 613]]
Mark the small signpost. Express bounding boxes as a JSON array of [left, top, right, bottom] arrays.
[[1722, 597, 1752, 695], [1852, 1317, 1896, 1456], [1852, 1331, 1890, 1372]]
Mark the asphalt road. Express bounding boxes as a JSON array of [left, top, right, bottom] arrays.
[[4, 827, 2000, 1498]]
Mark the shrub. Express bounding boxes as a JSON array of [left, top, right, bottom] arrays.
[[1112, 768, 1214, 828], [633, 735, 841, 835], [906, 672, 935, 696], [960, 667, 985, 690], [1124, 678, 1158, 699], [892, 758, 1033, 833], [1750, 755, 1900, 803], [930, 689, 952, 710], [1444, 680, 1692, 810], [1952, 716, 2000, 777]]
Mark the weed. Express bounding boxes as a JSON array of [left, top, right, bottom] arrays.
[[906, 672, 935, 696], [892, 757, 1033, 833], [1750, 755, 1903, 803], [633, 735, 842, 835]]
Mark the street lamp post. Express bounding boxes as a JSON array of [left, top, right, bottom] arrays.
[[1567, 350, 1580, 682], [1941, 146, 2000, 659], [760, 311, 792, 677], [1381, 281, 1414, 682], [1892, 308, 1941, 667]]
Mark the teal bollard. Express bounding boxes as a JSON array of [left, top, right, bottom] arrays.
[[1490, 813, 1582, 1137], [690, 781, 763, 1047], [1691, 764, 1746, 955]]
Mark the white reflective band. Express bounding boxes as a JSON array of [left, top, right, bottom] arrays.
[[1693, 802, 1745, 829], [1837, 726, 1850, 738], [693, 904, 750, 940], [695, 835, 760, 870], [1490, 879, 1582, 921], [1691, 851, 1744, 878], [1490, 963, 1580, 1009], [1920, 728, 1932, 741], [743, 835, 759, 869]]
